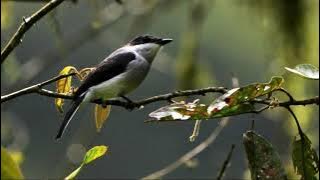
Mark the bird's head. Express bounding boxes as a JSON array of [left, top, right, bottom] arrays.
[[126, 35, 172, 62]]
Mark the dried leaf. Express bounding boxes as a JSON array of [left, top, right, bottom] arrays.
[[55, 66, 78, 113], [94, 105, 111, 132]]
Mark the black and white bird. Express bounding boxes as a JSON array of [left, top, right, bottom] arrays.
[[55, 35, 172, 140]]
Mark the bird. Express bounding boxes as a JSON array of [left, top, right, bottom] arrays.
[[55, 35, 172, 140]]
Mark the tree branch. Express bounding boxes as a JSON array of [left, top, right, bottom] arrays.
[[1, 73, 75, 103], [1, 0, 66, 64], [2, 74, 318, 111]]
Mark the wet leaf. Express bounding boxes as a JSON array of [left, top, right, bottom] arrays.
[[94, 105, 111, 132], [65, 145, 108, 180], [1, 147, 23, 180], [55, 66, 78, 113], [292, 133, 319, 180], [243, 131, 287, 180], [285, 64, 319, 80]]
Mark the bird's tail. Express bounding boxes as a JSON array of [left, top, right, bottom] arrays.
[[55, 95, 84, 140]]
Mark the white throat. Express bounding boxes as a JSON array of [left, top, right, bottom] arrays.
[[127, 43, 161, 63]]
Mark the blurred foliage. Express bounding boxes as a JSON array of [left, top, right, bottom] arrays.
[[1, 1, 13, 30], [0, 0, 318, 179], [1, 147, 24, 180], [238, 1, 319, 177], [175, 0, 215, 90], [243, 131, 287, 180], [285, 64, 319, 80], [65, 145, 108, 180], [292, 133, 319, 180]]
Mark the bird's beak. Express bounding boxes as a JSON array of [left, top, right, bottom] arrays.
[[159, 38, 173, 46]]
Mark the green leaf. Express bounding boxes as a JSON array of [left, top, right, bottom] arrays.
[[148, 77, 283, 122], [243, 131, 287, 180], [292, 133, 319, 180], [65, 145, 108, 179], [1, 147, 24, 180], [83, 145, 108, 164], [285, 64, 319, 80]]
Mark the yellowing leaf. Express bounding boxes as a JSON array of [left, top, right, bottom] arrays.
[[79, 67, 95, 80], [65, 145, 108, 180], [94, 105, 111, 132], [1, 147, 23, 180], [55, 66, 78, 113], [8, 151, 24, 166], [83, 145, 108, 164]]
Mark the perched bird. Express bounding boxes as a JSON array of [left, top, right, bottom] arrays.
[[55, 35, 172, 140]]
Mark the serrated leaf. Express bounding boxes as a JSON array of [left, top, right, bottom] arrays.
[[243, 131, 287, 180], [83, 145, 108, 164], [292, 133, 319, 180], [285, 64, 319, 80], [55, 66, 78, 113], [65, 145, 108, 180], [1, 147, 24, 180], [94, 105, 111, 132]]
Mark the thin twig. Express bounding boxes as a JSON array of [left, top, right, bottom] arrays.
[[1, 0, 66, 63], [216, 144, 236, 180], [1, 73, 75, 103], [189, 120, 202, 142], [141, 118, 229, 180]]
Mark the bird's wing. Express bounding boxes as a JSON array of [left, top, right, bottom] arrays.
[[74, 52, 136, 97]]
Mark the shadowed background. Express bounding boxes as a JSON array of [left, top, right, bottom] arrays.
[[1, 0, 319, 179]]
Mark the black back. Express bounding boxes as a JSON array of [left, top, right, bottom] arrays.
[[74, 52, 136, 98]]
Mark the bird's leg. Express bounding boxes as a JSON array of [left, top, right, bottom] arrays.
[[120, 95, 137, 110], [94, 98, 108, 108], [120, 95, 134, 103]]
